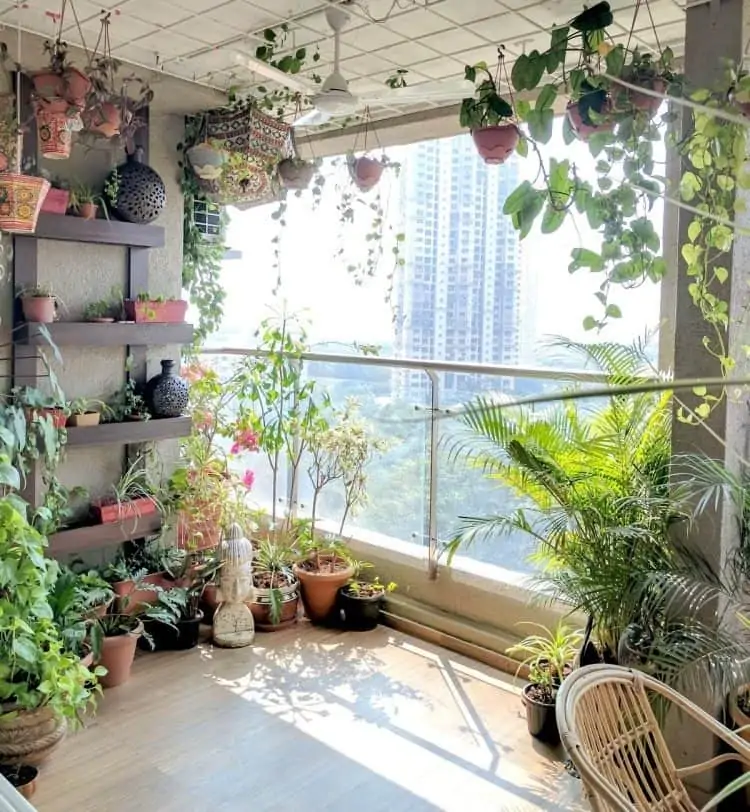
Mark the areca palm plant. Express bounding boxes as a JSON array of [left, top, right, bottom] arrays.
[[445, 339, 750, 700]]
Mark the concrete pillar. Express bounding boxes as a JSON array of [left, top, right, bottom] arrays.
[[668, 0, 749, 799]]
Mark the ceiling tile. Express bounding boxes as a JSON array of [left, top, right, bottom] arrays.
[[384, 8, 454, 37], [120, 1, 192, 28], [375, 40, 437, 66], [171, 16, 237, 45], [409, 57, 464, 80], [170, 0, 238, 12], [134, 29, 203, 57], [434, 0, 507, 25], [467, 13, 539, 42], [243, 0, 321, 16], [110, 42, 164, 68], [98, 14, 156, 46], [209, 0, 274, 31], [632, 0, 684, 28], [415, 28, 487, 55], [341, 24, 405, 52], [339, 53, 398, 78], [182, 47, 237, 75]]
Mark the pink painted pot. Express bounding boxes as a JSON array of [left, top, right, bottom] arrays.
[[471, 124, 519, 165], [348, 156, 384, 192], [566, 101, 614, 142]]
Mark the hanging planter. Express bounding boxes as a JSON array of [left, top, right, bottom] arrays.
[[82, 101, 121, 139], [277, 157, 315, 190], [186, 141, 226, 181], [0, 174, 50, 234], [565, 87, 614, 142], [459, 58, 518, 165], [63, 66, 90, 108], [348, 155, 383, 192], [34, 99, 73, 160]]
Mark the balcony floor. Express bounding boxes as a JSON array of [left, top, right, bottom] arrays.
[[34, 624, 584, 812]]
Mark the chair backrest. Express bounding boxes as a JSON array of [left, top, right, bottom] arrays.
[[556, 664, 696, 812]]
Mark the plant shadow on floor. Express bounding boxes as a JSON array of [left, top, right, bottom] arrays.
[[198, 625, 583, 811]]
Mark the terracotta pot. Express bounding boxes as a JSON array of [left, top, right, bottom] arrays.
[[79, 202, 98, 220], [92, 496, 158, 525], [26, 407, 66, 429], [63, 66, 91, 108], [566, 100, 614, 142], [123, 299, 188, 323], [248, 576, 299, 631], [0, 765, 38, 801], [84, 598, 112, 621], [471, 124, 519, 165], [616, 78, 666, 116], [177, 503, 222, 551], [80, 649, 94, 669], [98, 622, 143, 688], [67, 411, 100, 427], [0, 706, 66, 766], [21, 296, 56, 323], [83, 101, 121, 138], [293, 557, 355, 624], [40, 187, 69, 215], [201, 583, 219, 624], [348, 156, 383, 192], [0, 174, 50, 234], [112, 572, 165, 614], [278, 158, 314, 190], [35, 104, 72, 160], [31, 70, 64, 99]]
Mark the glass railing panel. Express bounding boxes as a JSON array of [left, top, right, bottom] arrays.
[[294, 358, 430, 559]]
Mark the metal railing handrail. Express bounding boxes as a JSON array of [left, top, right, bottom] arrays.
[[199, 347, 609, 382]]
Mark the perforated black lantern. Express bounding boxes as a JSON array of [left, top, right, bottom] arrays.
[[108, 147, 166, 224]]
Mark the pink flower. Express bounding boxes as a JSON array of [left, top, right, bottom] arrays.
[[230, 429, 260, 455], [194, 411, 213, 432], [241, 470, 255, 490], [182, 362, 208, 382]]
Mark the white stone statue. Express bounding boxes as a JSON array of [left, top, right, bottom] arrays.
[[212, 523, 255, 648]]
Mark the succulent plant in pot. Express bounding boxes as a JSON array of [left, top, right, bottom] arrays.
[[249, 538, 300, 631], [506, 622, 582, 745], [460, 61, 518, 165], [69, 182, 107, 220]]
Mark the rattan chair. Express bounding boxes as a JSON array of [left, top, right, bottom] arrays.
[[556, 664, 750, 811]]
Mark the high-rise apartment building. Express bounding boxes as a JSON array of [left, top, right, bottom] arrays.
[[393, 134, 523, 403]]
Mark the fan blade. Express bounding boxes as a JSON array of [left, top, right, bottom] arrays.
[[232, 51, 317, 96], [360, 79, 475, 106], [293, 108, 331, 128]]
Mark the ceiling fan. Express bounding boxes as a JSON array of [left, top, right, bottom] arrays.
[[234, 6, 474, 128]]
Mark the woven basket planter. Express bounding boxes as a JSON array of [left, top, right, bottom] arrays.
[[0, 174, 50, 233], [0, 705, 66, 766]]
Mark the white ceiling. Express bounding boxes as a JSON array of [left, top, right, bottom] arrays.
[[0, 0, 687, 125]]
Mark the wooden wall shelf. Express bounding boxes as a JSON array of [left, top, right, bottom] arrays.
[[66, 417, 191, 447], [48, 513, 163, 556], [18, 321, 194, 347], [26, 214, 165, 248]]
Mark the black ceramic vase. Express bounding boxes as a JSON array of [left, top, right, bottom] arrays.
[[145, 359, 188, 418], [108, 148, 166, 224]]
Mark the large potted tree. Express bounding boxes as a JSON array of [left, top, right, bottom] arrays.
[[0, 496, 101, 765]]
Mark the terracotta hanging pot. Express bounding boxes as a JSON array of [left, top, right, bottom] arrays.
[[83, 101, 121, 138], [30, 70, 65, 100], [35, 100, 72, 160], [0, 174, 50, 234], [187, 141, 226, 180], [348, 156, 384, 192], [277, 157, 314, 190], [63, 66, 91, 108], [566, 100, 614, 142], [471, 124, 519, 165], [616, 78, 666, 116]]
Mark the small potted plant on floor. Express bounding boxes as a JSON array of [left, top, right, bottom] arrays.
[[507, 623, 582, 745], [337, 574, 397, 632], [460, 60, 518, 165], [91, 456, 162, 525], [293, 537, 355, 624], [66, 397, 108, 427], [89, 597, 149, 689], [0, 498, 100, 766], [0, 764, 38, 800], [249, 538, 300, 631], [19, 284, 57, 323]]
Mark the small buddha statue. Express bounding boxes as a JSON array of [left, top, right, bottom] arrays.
[[212, 523, 255, 648]]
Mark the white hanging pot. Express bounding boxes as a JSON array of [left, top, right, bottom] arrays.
[[187, 141, 226, 181]]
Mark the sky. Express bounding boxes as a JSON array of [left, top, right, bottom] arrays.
[[215, 122, 662, 359]]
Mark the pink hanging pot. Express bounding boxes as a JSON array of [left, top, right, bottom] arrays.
[[34, 99, 72, 159], [348, 155, 383, 192], [471, 124, 519, 165], [566, 100, 614, 142]]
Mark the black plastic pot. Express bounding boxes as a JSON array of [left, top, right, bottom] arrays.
[[0, 764, 37, 800], [522, 683, 559, 744], [336, 587, 383, 631], [140, 611, 204, 651]]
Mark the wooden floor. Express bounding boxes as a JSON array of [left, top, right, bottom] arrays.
[[33, 624, 584, 812]]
